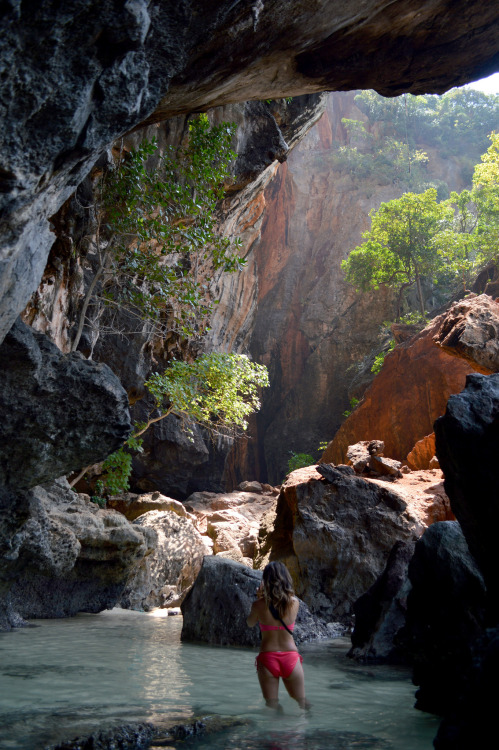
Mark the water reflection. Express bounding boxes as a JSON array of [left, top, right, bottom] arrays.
[[0, 610, 439, 749]]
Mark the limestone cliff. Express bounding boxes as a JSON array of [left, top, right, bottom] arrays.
[[222, 91, 477, 485], [2, 1, 499, 346]]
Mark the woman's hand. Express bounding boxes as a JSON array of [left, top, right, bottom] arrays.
[[255, 581, 264, 600]]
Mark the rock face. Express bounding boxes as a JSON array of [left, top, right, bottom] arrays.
[[181, 556, 331, 647], [2, 1, 498, 351], [268, 464, 441, 623], [434, 372, 499, 619], [185, 484, 278, 567], [403, 522, 486, 716], [0, 319, 131, 490], [433, 294, 499, 373], [5, 479, 154, 622], [348, 540, 416, 664], [323, 310, 475, 466], [121, 510, 210, 611]]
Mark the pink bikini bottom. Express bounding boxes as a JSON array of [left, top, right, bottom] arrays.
[[255, 651, 303, 679]]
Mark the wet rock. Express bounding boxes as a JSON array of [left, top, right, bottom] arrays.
[[269, 465, 426, 623], [403, 521, 487, 716], [45, 723, 155, 750], [6, 479, 153, 622], [120, 510, 209, 610], [433, 294, 499, 373], [45, 715, 249, 750], [348, 540, 416, 663], [181, 556, 330, 646], [0, 319, 131, 490]]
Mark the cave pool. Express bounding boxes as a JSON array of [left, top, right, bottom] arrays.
[[0, 608, 440, 749]]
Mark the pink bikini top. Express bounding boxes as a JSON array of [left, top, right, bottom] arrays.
[[259, 622, 295, 632]]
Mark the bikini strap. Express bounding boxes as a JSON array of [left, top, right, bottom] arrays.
[[269, 602, 295, 637]]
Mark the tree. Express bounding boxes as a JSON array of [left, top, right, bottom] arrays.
[[472, 131, 499, 260], [342, 189, 453, 317], [93, 353, 269, 495], [72, 114, 243, 351]]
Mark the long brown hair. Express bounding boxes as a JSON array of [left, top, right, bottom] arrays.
[[262, 561, 295, 619]]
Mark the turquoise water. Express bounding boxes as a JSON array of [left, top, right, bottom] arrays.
[[0, 609, 439, 749]]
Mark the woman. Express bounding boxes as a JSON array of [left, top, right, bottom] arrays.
[[246, 561, 309, 710]]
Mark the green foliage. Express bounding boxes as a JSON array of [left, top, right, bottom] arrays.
[[371, 340, 396, 375], [342, 189, 453, 316], [342, 396, 360, 418], [144, 352, 269, 435], [342, 132, 499, 319], [354, 89, 499, 162], [80, 114, 243, 346], [287, 452, 315, 473], [331, 89, 499, 192], [317, 441, 329, 453]]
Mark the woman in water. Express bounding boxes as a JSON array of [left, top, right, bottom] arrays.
[[246, 561, 309, 710]]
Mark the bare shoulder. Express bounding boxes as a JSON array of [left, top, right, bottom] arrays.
[[289, 597, 300, 619]]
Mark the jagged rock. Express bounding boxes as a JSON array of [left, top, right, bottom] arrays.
[[346, 440, 384, 473], [433, 294, 499, 373], [107, 491, 195, 523], [434, 627, 499, 749], [407, 433, 437, 471], [323, 310, 474, 465], [120, 510, 210, 611], [269, 465, 427, 623], [185, 488, 277, 565], [238, 480, 265, 493], [0, 319, 131, 490], [369, 455, 402, 478], [181, 556, 330, 647], [435, 372, 499, 620], [45, 715, 249, 750], [2, 2, 498, 361], [403, 521, 487, 716], [348, 540, 415, 664], [5, 479, 153, 623]]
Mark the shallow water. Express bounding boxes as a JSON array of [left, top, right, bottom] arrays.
[[0, 609, 439, 749]]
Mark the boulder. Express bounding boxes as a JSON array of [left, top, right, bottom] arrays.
[[0, 319, 131, 490], [403, 521, 487, 717], [346, 440, 384, 473], [435, 372, 499, 618], [6, 479, 153, 622], [323, 312, 474, 465], [433, 294, 499, 373], [181, 556, 330, 647], [269, 464, 427, 623], [120, 510, 210, 611], [368, 455, 402, 478], [406, 433, 437, 471], [348, 540, 415, 663], [107, 491, 195, 523], [185, 488, 277, 565]]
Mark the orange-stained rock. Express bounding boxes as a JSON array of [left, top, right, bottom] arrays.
[[407, 433, 437, 471], [322, 313, 475, 465], [433, 293, 499, 373]]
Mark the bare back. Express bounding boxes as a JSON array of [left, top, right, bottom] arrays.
[[252, 596, 299, 653]]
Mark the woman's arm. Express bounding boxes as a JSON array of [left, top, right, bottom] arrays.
[[246, 582, 264, 627]]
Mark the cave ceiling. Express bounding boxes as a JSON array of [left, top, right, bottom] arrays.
[[0, 0, 499, 343]]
